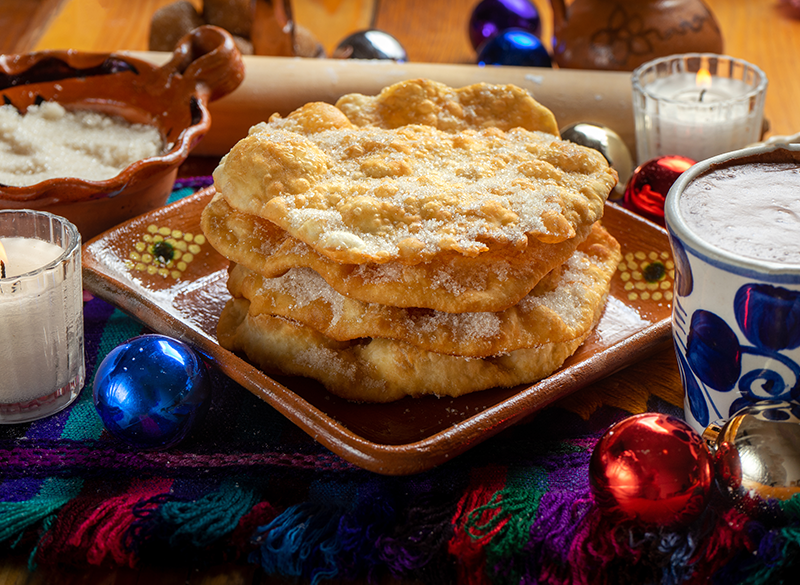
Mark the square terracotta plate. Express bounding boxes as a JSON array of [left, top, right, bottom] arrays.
[[82, 187, 673, 475]]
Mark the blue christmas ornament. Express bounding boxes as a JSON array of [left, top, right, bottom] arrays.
[[469, 0, 542, 51], [477, 29, 551, 68], [93, 334, 211, 450]]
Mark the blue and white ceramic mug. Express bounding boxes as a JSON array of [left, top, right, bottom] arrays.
[[664, 143, 800, 434]]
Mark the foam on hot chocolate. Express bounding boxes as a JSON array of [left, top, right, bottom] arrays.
[[680, 162, 800, 265]]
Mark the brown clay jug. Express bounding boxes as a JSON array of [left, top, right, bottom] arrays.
[[551, 0, 724, 71]]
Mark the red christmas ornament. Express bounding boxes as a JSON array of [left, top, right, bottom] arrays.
[[589, 413, 714, 527], [623, 155, 696, 226]]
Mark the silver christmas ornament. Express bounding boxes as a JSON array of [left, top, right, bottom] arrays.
[[332, 30, 407, 62], [560, 122, 632, 200], [703, 400, 800, 517]]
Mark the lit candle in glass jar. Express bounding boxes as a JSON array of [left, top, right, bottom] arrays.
[[0, 210, 85, 423], [632, 54, 768, 164]]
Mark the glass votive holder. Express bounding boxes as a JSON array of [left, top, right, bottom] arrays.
[[632, 53, 767, 164], [0, 209, 85, 423]]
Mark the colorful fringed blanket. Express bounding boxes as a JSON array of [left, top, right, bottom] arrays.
[[1, 180, 800, 584]]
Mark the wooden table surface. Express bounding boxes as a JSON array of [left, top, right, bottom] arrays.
[[1, 0, 799, 583]]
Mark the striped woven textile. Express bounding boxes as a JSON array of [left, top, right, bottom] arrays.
[[1, 179, 799, 584]]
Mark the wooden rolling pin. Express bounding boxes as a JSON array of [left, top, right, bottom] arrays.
[[130, 53, 635, 157]]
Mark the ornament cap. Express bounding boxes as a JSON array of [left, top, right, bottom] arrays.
[[701, 419, 724, 449]]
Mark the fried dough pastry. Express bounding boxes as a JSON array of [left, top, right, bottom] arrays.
[[206, 79, 622, 402], [201, 191, 594, 312], [218, 299, 596, 403], [217, 225, 620, 401], [226, 223, 621, 357], [334, 78, 560, 135], [213, 90, 617, 266]]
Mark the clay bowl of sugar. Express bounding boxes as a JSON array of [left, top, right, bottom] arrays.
[[0, 25, 244, 240]]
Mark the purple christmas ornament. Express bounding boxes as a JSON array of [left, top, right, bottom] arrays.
[[469, 0, 542, 51]]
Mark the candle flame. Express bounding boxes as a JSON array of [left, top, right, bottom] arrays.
[[695, 67, 713, 89]]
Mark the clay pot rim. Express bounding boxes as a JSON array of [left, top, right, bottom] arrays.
[[0, 25, 244, 205]]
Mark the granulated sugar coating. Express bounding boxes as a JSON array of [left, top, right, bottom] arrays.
[[216, 238, 615, 401], [205, 79, 623, 401], [0, 102, 163, 186], [214, 101, 616, 266], [201, 191, 597, 313], [224, 223, 619, 359]]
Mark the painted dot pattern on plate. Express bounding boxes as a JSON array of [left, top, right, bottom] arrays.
[[618, 250, 674, 303], [124, 224, 206, 279]]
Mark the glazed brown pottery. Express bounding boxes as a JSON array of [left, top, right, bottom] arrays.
[[83, 188, 673, 475], [551, 0, 724, 71], [0, 25, 245, 240]]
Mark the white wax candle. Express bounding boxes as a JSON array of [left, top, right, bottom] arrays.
[[643, 73, 757, 162], [0, 237, 73, 404], [647, 73, 751, 103], [633, 55, 767, 166], [0, 237, 63, 277]]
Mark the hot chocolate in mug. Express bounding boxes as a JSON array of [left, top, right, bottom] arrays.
[[664, 143, 800, 433]]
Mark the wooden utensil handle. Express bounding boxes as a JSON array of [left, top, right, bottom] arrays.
[[162, 25, 245, 102]]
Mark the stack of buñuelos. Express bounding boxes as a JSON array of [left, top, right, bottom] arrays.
[[202, 79, 621, 402]]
